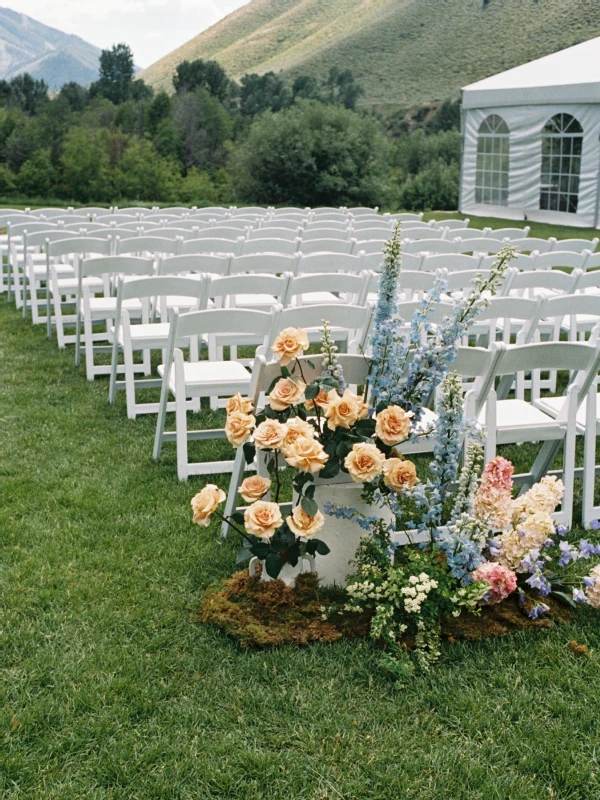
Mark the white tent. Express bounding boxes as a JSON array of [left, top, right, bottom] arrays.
[[460, 37, 600, 228]]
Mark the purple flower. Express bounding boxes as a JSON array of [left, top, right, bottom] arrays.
[[556, 524, 569, 537], [578, 540, 596, 559], [590, 519, 600, 531], [573, 589, 588, 604], [528, 603, 550, 620], [558, 541, 577, 568], [583, 575, 596, 589]]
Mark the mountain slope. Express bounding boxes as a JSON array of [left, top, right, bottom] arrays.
[[0, 7, 101, 90], [139, 0, 600, 104]]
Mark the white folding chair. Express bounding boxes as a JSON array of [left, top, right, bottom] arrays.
[[229, 253, 300, 276], [487, 227, 530, 240], [533, 251, 588, 272], [115, 236, 182, 257], [248, 227, 299, 240], [272, 303, 373, 354], [76, 255, 155, 379], [510, 237, 555, 253], [109, 275, 207, 418], [182, 237, 242, 256], [478, 340, 600, 527], [240, 238, 300, 256], [300, 239, 355, 256], [420, 253, 483, 273], [158, 253, 231, 277], [552, 238, 598, 254], [283, 270, 371, 307], [301, 228, 351, 242], [50, 237, 114, 348], [401, 239, 462, 255], [453, 238, 505, 255], [153, 307, 281, 478], [296, 252, 364, 275]]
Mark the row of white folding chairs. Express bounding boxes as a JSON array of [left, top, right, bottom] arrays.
[[399, 238, 598, 258]]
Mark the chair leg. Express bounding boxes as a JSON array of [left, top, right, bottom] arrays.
[[483, 391, 497, 464], [174, 349, 189, 480], [83, 305, 96, 381], [122, 317, 138, 420], [221, 447, 247, 538], [153, 366, 171, 461], [51, 275, 66, 349], [583, 390, 598, 528]]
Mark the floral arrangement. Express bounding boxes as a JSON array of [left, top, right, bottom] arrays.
[[190, 222, 600, 676]]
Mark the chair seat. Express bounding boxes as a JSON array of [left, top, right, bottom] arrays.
[[164, 295, 201, 312], [535, 393, 600, 432], [118, 322, 171, 348], [478, 399, 566, 442], [82, 297, 143, 315], [31, 263, 74, 278], [158, 359, 251, 396], [56, 276, 104, 291]]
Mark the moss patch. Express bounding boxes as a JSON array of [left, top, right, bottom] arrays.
[[199, 569, 575, 649]]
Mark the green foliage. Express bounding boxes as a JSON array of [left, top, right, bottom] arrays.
[[58, 82, 90, 113], [15, 149, 57, 197], [60, 127, 116, 203], [399, 159, 461, 213], [239, 72, 292, 117], [116, 137, 181, 202], [173, 59, 232, 102], [428, 98, 462, 133], [180, 167, 231, 205], [0, 162, 15, 194], [230, 100, 390, 206], [4, 120, 38, 172], [4, 73, 49, 115], [173, 88, 233, 170], [92, 43, 136, 105], [323, 67, 364, 110]]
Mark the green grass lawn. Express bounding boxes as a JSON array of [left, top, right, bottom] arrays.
[[2, 288, 600, 798]]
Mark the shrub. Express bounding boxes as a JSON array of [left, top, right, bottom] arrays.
[[398, 159, 460, 211], [15, 150, 57, 197], [230, 100, 391, 207]]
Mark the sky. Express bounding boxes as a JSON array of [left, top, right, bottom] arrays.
[[4, 0, 251, 68]]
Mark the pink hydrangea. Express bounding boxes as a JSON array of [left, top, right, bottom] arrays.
[[481, 456, 514, 493], [471, 561, 518, 605]]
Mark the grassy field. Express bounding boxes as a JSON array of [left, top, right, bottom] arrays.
[[2, 250, 600, 798], [139, 0, 600, 104]]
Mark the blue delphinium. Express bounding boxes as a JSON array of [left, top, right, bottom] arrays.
[[429, 372, 464, 513]]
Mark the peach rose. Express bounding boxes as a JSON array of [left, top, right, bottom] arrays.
[[344, 442, 385, 483], [191, 484, 226, 527], [253, 419, 285, 450], [383, 458, 419, 491], [286, 505, 325, 539], [284, 436, 328, 473], [239, 475, 271, 503], [268, 377, 306, 411], [226, 393, 254, 415], [244, 500, 283, 539], [324, 388, 364, 431], [225, 411, 255, 448], [271, 327, 309, 366], [280, 417, 315, 456], [375, 406, 413, 446], [305, 387, 330, 411]]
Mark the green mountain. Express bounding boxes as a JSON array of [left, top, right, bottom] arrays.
[[139, 0, 600, 105], [0, 7, 101, 91]]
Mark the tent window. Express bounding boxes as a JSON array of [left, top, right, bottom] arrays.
[[475, 115, 510, 206], [540, 113, 583, 214]]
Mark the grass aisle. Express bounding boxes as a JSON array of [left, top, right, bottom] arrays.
[[2, 296, 600, 800]]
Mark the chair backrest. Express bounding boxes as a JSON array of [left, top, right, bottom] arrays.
[[115, 236, 181, 256], [34, 207, 73, 218], [159, 253, 231, 276], [573, 267, 600, 291], [552, 238, 599, 253], [403, 228, 445, 241], [164, 219, 210, 230], [347, 206, 378, 216], [0, 213, 34, 227], [96, 214, 140, 224], [401, 239, 461, 255], [454, 238, 505, 254], [451, 227, 492, 240], [43, 215, 89, 225], [507, 268, 578, 295], [387, 212, 424, 222], [46, 236, 112, 258], [304, 219, 349, 231], [444, 269, 493, 294], [150, 207, 189, 215], [299, 238, 355, 256], [481, 252, 538, 272], [510, 237, 555, 253], [274, 303, 373, 351], [533, 251, 589, 271], [301, 228, 350, 241], [9, 220, 60, 238], [395, 299, 455, 327], [181, 237, 240, 256], [540, 293, 600, 323], [240, 237, 300, 256], [260, 219, 305, 231], [61, 221, 108, 232], [203, 272, 291, 308], [435, 218, 469, 230], [468, 296, 544, 344], [174, 306, 279, 342], [453, 343, 506, 416], [79, 255, 154, 279], [231, 206, 268, 216], [78, 207, 112, 216], [297, 252, 363, 274], [580, 252, 600, 273], [22, 230, 75, 250], [118, 274, 205, 303], [248, 227, 299, 241], [196, 227, 246, 241], [487, 226, 530, 240], [229, 253, 299, 275], [351, 220, 392, 232], [249, 352, 370, 405], [420, 253, 483, 272], [283, 270, 371, 306], [147, 227, 199, 240]]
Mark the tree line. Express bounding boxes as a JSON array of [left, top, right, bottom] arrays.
[[0, 44, 461, 210]]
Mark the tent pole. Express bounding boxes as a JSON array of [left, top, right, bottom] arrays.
[[595, 133, 600, 230]]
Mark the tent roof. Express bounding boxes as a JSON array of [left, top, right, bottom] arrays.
[[462, 37, 600, 109]]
